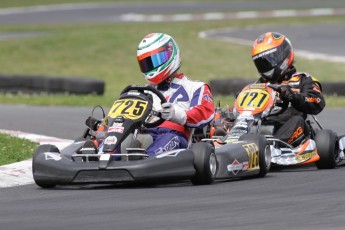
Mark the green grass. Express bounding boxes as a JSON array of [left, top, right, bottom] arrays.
[[0, 0, 326, 9], [0, 0, 183, 8], [1, 16, 345, 107], [0, 133, 38, 166], [0, 0, 240, 9]]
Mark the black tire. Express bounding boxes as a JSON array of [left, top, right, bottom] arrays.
[[239, 134, 271, 177], [32, 144, 60, 188], [63, 78, 104, 95], [191, 142, 217, 185], [314, 129, 338, 169]]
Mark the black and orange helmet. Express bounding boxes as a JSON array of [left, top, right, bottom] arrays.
[[251, 32, 294, 83]]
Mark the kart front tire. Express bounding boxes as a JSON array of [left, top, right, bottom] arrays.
[[191, 142, 217, 185], [239, 134, 271, 177], [32, 144, 59, 188], [315, 129, 338, 169]]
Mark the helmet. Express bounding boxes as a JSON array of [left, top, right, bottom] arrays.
[[251, 32, 294, 83], [137, 33, 181, 85]]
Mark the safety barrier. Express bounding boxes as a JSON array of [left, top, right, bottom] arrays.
[[0, 74, 104, 95]]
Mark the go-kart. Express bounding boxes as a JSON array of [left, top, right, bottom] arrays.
[[32, 85, 219, 188], [204, 103, 272, 179], [213, 83, 345, 169]]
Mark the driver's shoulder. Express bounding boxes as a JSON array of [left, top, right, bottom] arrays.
[[173, 74, 206, 88], [292, 72, 322, 88], [292, 71, 318, 82]]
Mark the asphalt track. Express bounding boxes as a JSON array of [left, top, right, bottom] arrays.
[[1, 1, 345, 230], [200, 23, 345, 63], [0, 105, 344, 139], [0, 0, 345, 25]]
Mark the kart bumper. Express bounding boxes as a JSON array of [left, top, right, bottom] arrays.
[[33, 150, 196, 185]]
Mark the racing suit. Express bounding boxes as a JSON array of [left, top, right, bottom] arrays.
[[259, 70, 325, 146], [146, 73, 215, 156]]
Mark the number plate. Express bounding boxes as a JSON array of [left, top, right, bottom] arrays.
[[237, 89, 270, 110], [108, 99, 148, 120]]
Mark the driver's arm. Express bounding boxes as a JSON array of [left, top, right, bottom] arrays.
[[290, 76, 325, 115], [185, 84, 215, 128]]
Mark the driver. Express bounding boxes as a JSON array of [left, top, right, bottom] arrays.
[[251, 32, 325, 146], [136, 33, 215, 156]]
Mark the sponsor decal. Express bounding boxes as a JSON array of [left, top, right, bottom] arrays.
[[203, 94, 213, 102], [242, 161, 249, 170], [296, 151, 317, 161], [100, 154, 111, 161], [225, 137, 241, 143], [127, 91, 141, 96], [111, 122, 123, 127], [114, 116, 125, 123], [249, 83, 266, 89], [154, 136, 180, 155], [279, 58, 289, 72], [227, 159, 245, 175], [104, 136, 117, 145], [243, 143, 259, 170], [80, 147, 96, 151], [44, 152, 62, 161], [288, 126, 303, 144], [108, 126, 124, 133], [156, 149, 184, 158], [253, 48, 277, 60], [305, 97, 321, 103]]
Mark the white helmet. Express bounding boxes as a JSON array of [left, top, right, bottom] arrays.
[[137, 33, 181, 85]]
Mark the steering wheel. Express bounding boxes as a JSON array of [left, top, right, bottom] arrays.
[[267, 84, 289, 116], [121, 85, 167, 128]]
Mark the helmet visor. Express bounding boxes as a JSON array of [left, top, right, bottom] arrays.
[[253, 48, 279, 73], [138, 46, 173, 73], [253, 40, 291, 74]]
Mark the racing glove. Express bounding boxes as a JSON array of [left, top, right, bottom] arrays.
[[161, 102, 187, 125], [280, 85, 295, 102]]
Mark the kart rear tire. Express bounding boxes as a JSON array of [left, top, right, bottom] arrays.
[[315, 129, 338, 169], [239, 134, 271, 177], [32, 144, 59, 188], [191, 142, 217, 185]]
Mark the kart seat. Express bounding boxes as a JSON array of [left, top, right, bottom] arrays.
[[121, 133, 153, 153], [121, 127, 205, 152]]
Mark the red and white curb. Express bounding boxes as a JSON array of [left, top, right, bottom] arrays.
[[0, 129, 72, 188]]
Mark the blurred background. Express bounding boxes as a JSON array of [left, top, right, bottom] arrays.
[[0, 0, 345, 107]]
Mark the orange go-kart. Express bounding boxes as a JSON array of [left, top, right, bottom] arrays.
[[212, 83, 345, 169]]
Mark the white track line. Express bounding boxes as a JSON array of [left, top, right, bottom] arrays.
[[118, 8, 345, 22], [0, 129, 72, 188], [199, 27, 345, 64]]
